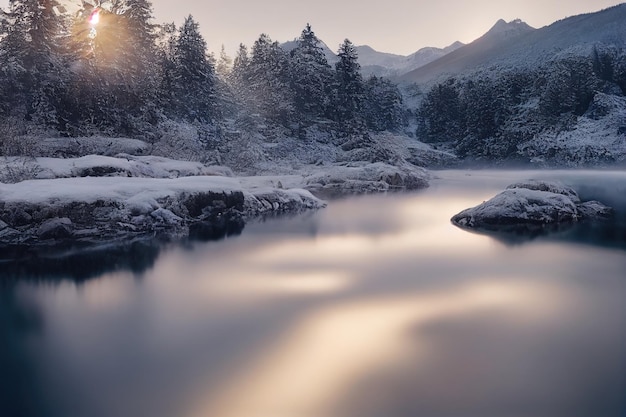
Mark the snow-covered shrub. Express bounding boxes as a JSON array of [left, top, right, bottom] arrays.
[[0, 157, 42, 183], [0, 117, 37, 157], [151, 120, 207, 162]]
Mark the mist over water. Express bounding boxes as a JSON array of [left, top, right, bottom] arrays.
[[1, 170, 625, 417]]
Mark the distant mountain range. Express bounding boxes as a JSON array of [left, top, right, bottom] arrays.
[[400, 4, 626, 84], [355, 42, 465, 77], [281, 39, 465, 78], [284, 4, 626, 85]]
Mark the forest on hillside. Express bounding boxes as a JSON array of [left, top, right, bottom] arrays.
[[417, 47, 626, 164]]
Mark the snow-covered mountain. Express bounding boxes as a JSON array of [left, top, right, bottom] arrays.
[[281, 38, 464, 77], [357, 42, 464, 77], [401, 4, 626, 85]]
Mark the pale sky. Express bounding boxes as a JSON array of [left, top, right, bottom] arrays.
[[1, 0, 624, 56]]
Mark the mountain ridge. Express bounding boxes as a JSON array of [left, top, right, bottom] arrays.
[[400, 4, 626, 85]]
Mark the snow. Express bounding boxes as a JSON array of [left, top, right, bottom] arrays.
[[0, 176, 240, 205], [401, 5, 626, 85], [0, 175, 325, 244], [519, 93, 626, 167], [0, 133, 438, 245], [506, 180, 580, 202], [35, 155, 233, 179], [453, 188, 579, 227], [32, 136, 150, 157], [303, 162, 429, 195], [452, 180, 612, 230]]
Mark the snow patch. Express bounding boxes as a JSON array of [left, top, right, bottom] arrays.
[[452, 180, 612, 231]]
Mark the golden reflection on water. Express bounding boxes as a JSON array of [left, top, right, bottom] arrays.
[[186, 280, 564, 417]]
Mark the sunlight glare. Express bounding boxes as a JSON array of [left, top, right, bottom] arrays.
[[89, 9, 100, 26]]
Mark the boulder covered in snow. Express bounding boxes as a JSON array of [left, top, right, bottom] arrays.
[[451, 180, 612, 232], [304, 162, 429, 196]]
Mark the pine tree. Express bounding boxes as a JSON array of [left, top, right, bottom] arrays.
[[334, 39, 364, 122], [0, 0, 69, 126], [418, 78, 462, 143], [216, 45, 232, 79], [59, 1, 160, 134], [290, 24, 333, 120], [154, 22, 178, 114], [171, 15, 217, 122], [227, 43, 253, 111], [362, 75, 405, 131], [247, 33, 294, 123]]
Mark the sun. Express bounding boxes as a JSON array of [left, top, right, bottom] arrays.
[[89, 8, 100, 26]]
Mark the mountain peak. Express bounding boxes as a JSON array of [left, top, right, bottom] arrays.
[[485, 18, 534, 38]]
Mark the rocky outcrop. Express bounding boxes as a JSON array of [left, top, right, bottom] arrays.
[[304, 162, 429, 196], [451, 180, 612, 232], [0, 176, 325, 246]]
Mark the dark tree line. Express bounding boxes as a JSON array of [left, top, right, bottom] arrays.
[[0, 2, 407, 141], [417, 46, 626, 159]]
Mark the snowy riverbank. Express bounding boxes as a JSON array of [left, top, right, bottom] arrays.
[[0, 153, 431, 246]]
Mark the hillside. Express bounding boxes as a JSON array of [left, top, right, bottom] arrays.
[[414, 5, 626, 167], [401, 4, 626, 85]]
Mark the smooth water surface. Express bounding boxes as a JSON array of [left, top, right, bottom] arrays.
[[2, 170, 626, 417]]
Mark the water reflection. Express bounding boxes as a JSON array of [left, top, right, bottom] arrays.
[[192, 280, 565, 417], [0, 240, 163, 283], [1, 170, 626, 417], [0, 220, 244, 283]]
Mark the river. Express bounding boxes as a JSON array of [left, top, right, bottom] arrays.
[[1, 170, 625, 417]]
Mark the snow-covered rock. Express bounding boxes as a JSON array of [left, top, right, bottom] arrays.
[[506, 180, 580, 203], [451, 180, 612, 231], [1, 154, 233, 183], [304, 162, 429, 196], [0, 176, 325, 245]]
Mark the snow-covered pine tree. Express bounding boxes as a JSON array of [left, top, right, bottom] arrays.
[[111, 0, 160, 130], [334, 39, 364, 123], [539, 56, 597, 121], [60, 0, 162, 135], [171, 15, 217, 122], [154, 22, 178, 116], [216, 45, 232, 80], [0, 0, 68, 127], [289, 24, 333, 121], [362, 75, 406, 131], [417, 78, 461, 143], [226, 43, 255, 114], [247, 33, 294, 124]]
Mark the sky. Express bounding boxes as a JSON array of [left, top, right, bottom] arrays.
[[1, 0, 624, 56]]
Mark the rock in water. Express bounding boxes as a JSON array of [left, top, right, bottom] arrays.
[[451, 180, 612, 231]]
